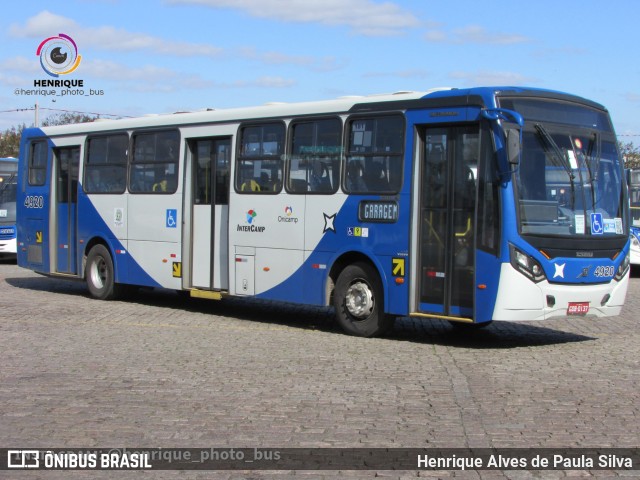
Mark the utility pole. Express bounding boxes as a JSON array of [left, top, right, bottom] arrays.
[[34, 101, 39, 127]]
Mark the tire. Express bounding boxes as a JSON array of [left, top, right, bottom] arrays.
[[85, 244, 120, 300], [333, 262, 393, 337]]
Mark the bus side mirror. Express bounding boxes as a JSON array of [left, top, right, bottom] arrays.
[[506, 128, 521, 165]]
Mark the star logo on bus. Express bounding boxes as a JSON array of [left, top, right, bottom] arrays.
[[553, 262, 565, 279], [323, 212, 336, 234]]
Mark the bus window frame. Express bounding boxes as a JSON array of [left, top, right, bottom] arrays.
[[235, 121, 286, 195], [129, 129, 180, 195], [28, 140, 48, 187], [83, 132, 129, 195], [286, 116, 343, 195], [343, 113, 405, 195]]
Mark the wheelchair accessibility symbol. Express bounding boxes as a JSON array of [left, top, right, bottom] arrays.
[[166, 209, 177, 228], [590, 212, 603, 235]]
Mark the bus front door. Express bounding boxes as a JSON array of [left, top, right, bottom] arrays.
[[190, 137, 231, 290], [417, 127, 477, 320], [54, 146, 80, 274]]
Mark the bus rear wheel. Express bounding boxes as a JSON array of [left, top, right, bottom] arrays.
[[333, 262, 393, 337], [85, 244, 120, 300]]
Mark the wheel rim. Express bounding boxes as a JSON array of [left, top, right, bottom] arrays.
[[345, 279, 374, 319], [90, 256, 107, 290]]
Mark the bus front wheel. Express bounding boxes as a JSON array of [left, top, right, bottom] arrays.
[[85, 244, 120, 300], [333, 262, 393, 337]]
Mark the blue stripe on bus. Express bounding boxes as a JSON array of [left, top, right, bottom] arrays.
[[256, 193, 411, 316], [76, 189, 161, 288]]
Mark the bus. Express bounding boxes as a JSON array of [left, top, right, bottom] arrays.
[[0, 157, 18, 258], [16, 87, 631, 337], [628, 168, 640, 265]]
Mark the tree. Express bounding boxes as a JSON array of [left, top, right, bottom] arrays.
[[41, 112, 97, 127], [0, 124, 26, 158], [619, 141, 640, 169], [0, 112, 97, 158]]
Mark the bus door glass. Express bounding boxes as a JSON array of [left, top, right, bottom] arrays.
[[190, 137, 230, 290], [419, 126, 477, 318], [54, 146, 80, 274]]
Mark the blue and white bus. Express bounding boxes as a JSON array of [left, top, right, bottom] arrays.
[[16, 87, 631, 336], [628, 168, 640, 265], [0, 157, 18, 258]]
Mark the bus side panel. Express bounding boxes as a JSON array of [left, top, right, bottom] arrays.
[[474, 249, 501, 322], [127, 191, 183, 289], [309, 192, 410, 316], [17, 132, 51, 274], [250, 193, 411, 316], [76, 190, 161, 288]]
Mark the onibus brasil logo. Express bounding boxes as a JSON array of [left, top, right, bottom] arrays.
[[36, 33, 82, 77]]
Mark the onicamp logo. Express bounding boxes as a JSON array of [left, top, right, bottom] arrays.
[[36, 33, 82, 77], [246, 209, 257, 224], [278, 205, 299, 224]]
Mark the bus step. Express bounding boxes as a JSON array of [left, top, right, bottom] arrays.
[[189, 289, 226, 300]]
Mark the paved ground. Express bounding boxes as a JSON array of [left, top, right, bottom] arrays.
[[1, 260, 639, 479]]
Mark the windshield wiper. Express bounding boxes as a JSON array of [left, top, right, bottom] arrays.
[[581, 132, 599, 210], [0, 173, 15, 194], [534, 123, 576, 208]]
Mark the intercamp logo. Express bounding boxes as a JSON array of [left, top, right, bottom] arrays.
[[36, 33, 82, 77]]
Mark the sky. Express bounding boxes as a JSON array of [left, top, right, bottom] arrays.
[[2, 0, 640, 145]]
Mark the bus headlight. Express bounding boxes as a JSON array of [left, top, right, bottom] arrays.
[[614, 251, 630, 281], [509, 244, 546, 283]]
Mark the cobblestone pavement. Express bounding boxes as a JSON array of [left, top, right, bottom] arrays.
[[1, 261, 639, 479]]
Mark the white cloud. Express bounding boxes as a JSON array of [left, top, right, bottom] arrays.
[[426, 25, 530, 45], [168, 0, 420, 36], [237, 47, 345, 72], [9, 11, 223, 57], [624, 92, 640, 103]]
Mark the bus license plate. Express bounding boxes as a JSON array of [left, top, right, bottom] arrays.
[[567, 302, 590, 315]]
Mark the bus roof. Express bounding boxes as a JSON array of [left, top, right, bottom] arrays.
[[26, 86, 605, 138]]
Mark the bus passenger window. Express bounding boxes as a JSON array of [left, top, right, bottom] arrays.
[[28, 142, 48, 186], [85, 134, 128, 194], [236, 123, 284, 194], [345, 115, 404, 194], [287, 118, 341, 194], [130, 130, 179, 194]]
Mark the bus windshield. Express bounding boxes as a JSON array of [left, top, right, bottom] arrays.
[[499, 98, 625, 237], [629, 169, 640, 227], [0, 165, 17, 225]]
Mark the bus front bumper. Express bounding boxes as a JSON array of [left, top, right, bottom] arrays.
[[0, 237, 17, 256], [492, 263, 629, 321]]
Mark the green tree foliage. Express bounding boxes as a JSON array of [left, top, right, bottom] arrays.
[[619, 141, 640, 169], [41, 112, 97, 127], [0, 112, 97, 158], [0, 124, 26, 158]]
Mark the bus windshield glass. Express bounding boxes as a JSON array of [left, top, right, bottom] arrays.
[[629, 169, 640, 227], [0, 166, 17, 225], [500, 98, 626, 237]]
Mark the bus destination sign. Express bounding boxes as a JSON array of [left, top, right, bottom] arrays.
[[358, 201, 399, 223]]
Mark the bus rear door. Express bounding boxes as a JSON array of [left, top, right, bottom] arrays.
[[189, 137, 231, 290], [53, 146, 80, 274]]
